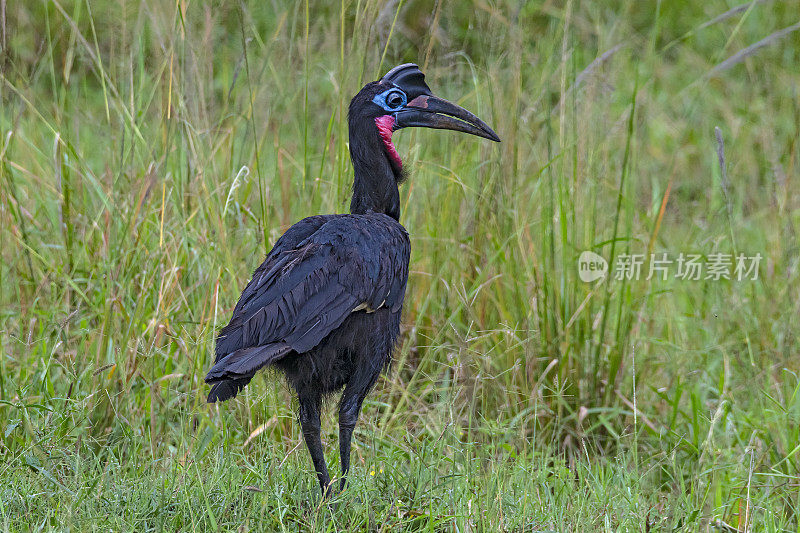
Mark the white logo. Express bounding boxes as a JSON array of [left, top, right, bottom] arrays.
[[578, 251, 608, 283]]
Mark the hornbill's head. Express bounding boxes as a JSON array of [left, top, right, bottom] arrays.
[[349, 63, 500, 179]]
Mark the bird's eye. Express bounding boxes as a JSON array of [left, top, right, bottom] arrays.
[[386, 91, 405, 109]]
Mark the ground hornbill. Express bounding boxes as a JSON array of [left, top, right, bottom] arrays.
[[205, 64, 499, 495]]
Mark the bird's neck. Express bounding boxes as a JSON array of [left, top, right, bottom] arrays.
[[348, 119, 402, 220]]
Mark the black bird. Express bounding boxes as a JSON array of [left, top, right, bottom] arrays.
[[206, 64, 499, 495]]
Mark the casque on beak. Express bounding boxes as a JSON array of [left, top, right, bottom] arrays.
[[393, 94, 501, 142]]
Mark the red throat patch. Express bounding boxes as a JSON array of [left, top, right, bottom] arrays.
[[374, 115, 402, 169]]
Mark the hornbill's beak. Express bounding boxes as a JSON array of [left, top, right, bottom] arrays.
[[394, 95, 501, 142]]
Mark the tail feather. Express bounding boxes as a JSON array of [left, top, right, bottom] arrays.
[[207, 377, 251, 402], [205, 343, 292, 403]]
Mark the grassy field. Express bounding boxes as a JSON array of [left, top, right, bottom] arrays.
[[1, 0, 799, 530]]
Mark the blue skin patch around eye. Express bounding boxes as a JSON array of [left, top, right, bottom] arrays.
[[372, 88, 407, 112]]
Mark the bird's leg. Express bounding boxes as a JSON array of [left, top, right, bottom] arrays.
[[338, 386, 368, 491], [298, 392, 332, 496]]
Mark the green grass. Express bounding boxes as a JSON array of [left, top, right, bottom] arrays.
[[1, 0, 799, 530]]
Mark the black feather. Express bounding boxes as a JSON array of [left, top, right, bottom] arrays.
[[206, 212, 409, 405], [207, 378, 251, 402], [206, 343, 291, 383]]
